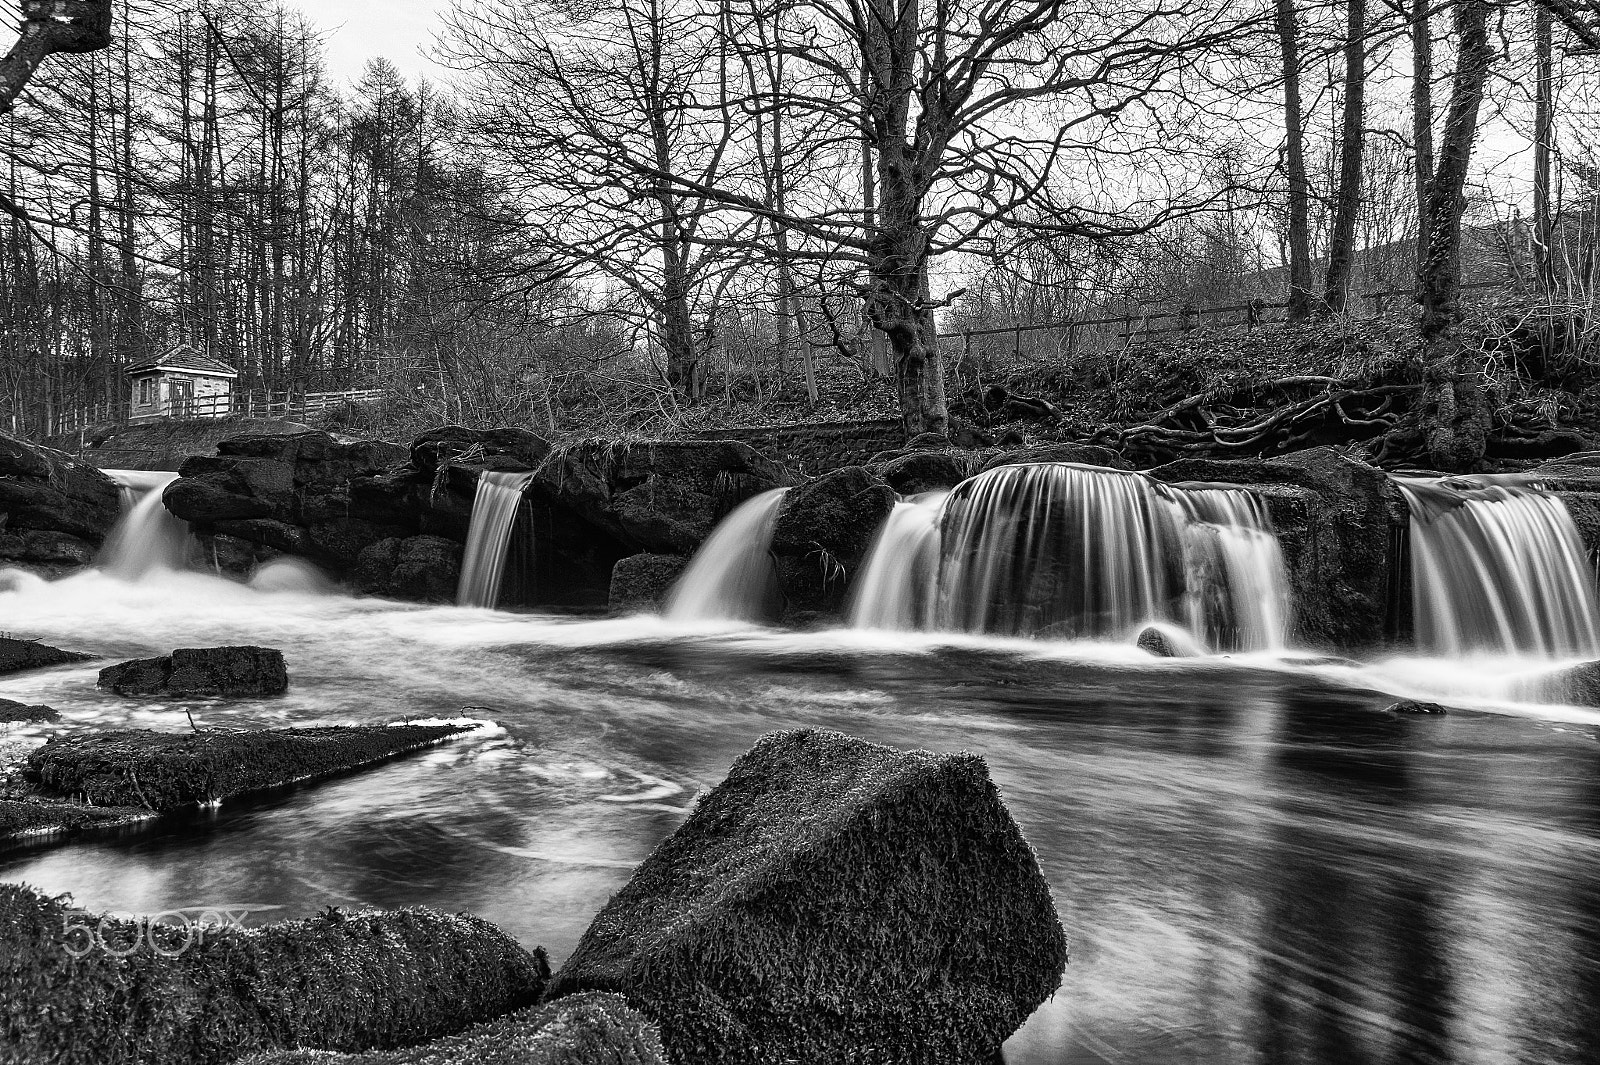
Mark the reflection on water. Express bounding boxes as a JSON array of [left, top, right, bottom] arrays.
[[2, 571, 1600, 1063]]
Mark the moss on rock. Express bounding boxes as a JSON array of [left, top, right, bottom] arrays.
[[24, 723, 476, 811], [0, 883, 548, 1065], [97, 646, 288, 697], [0, 635, 92, 676], [548, 727, 1067, 1065], [236, 993, 667, 1065]]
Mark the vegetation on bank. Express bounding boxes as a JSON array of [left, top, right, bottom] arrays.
[[0, 884, 549, 1065]]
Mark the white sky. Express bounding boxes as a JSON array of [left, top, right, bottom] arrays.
[[301, 0, 450, 87]]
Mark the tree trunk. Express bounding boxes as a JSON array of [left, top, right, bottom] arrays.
[[1322, 0, 1366, 314], [1533, 5, 1555, 296], [661, 238, 698, 397], [1411, 0, 1434, 290], [1274, 0, 1314, 323], [1418, 0, 1494, 472], [0, 1, 113, 114]]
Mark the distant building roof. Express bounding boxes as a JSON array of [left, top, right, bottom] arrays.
[[128, 345, 238, 378]]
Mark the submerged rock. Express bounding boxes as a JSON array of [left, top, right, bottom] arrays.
[[24, 723, 476, 811], [548, 727, 1067, 1064], [1384, 699, 1448, 715], [0, 636, 92, 677], [0, 698, 60, 724], [1531, 660, 1600, 707], [1135, 625, 1202, 658], [609, 553, 689, 614], [98, 645, 289, 697], [238, 993, 667, 1065], [0, 883, 547, 1065]]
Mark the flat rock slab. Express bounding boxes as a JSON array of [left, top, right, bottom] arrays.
[[0, 636, 92, 677], [238, 993, 668, 1065], [25, 723, 478, 811], [98, 645, 288, 697], [1, 883, 547, 1065], [549, 727, 1068, 1065], [0, 796, 154, 848], [0, 698, 61, 723]]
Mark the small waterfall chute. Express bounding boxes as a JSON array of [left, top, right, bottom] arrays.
[[457, 471, 536, 609], [849, 491, 948, 630], [99, 470, 190, 579], [849, 462, 1292, 650], [665, 488, 789, 623], [1395, 474, 1600, 657]]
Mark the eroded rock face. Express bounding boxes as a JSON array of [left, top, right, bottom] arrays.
[[548, 728, 1068, 1065], [353, 535, 463, 603], [1149, 446, 1403, 651], [609, 553, 689, 614], [770, 466, 895, 620], [0, 431, 121, 575], [97, 646, 288, 698]]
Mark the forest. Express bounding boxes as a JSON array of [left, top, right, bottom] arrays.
[[2, 0, 1599, 470]]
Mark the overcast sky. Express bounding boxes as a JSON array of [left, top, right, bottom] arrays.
[[306, 0, 449, 86]]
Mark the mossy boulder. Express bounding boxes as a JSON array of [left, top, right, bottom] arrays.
[[0, 883, 547, 1065], [609, 553, 690, 614], [0, 431, 120, 574], [0, 697, 60, 724], [548, 728, 1067, 1065], [98, 646, 289, 698], [770, 466, 895, 618], [877, 450, 978, 494], [24, 723, 476, 811], [0, 635, 92, 676], [979, 442, 1130, 472], [237, 993, 667, 1065], [353, 535, 463, 603]]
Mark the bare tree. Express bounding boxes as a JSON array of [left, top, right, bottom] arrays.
[[1, 1, 113, 116], [1321, 0, 1366, 313]]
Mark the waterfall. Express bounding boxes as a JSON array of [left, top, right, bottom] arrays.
[[1395, 474, 1600, 657], [851, 463, 1291, 649], [99, 470, 190, 579], [665, 488, 789, 623], [849, 491, 948, 630], [456, 471, 535, 609]]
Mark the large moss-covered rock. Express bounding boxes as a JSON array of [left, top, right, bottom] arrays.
[[0, 430, 121, 573], [770, 466, 895, 618], [876, 450, 979, 494], [609, 553, 689, 614], [0, 883, 547, 1065], [238, 993, 667, 1065], [98, 646, 288, 697], [24, 723, 478, 811], [979, 442, 1130, 472], [354, 535, 463, 602], [548, 728, 1067, 1065], [1149, 446, 1402, 650]]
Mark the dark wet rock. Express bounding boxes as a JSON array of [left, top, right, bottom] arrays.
[[1149, 446, 1401, 652], [1537, 660, 1600, 707], [979, 442, 1130, 473], [410, 424, 553, 478], [1136, 626, 1181, 657], [0, 636, 92, 676], [1384, 699, 1447, 715], [610, 553, 689, 614], [192, 531, 283, 578], [354, 535, 463, 603], [0, 882, 546, 1065], [0, 698, 60, 724], [548, 728, 1067, 1065], [238, 992, 668, 1065], [878, 450, 978, 494], [0, 431, 121, 572], [25, 722, 478, 811], [771, 466, 895, 618], [97, 646, 288, 698]]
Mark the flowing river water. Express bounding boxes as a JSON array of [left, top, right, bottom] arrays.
[[3, 568, 1599, 1063]]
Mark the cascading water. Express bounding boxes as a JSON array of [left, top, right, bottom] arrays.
[[456, 471, 536, 609], [665, 488, 789, 623], [849, 491, 948, 630], [98, 470, 190, 578], [1394, 474, 1600, 657], [851, 463, 1291, 650]]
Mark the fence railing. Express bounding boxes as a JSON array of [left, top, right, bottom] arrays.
[[939, 282, 1505, 364], [49, 388, 388, 437]]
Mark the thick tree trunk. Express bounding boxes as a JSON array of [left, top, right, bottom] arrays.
[[1411, 0, 1434, 289], [0, 1, 113, 114], [1274, 0, 1314, 323], [864, 240, 946, 439], [1533, 6, 1555, 296], [1418, 0, 1494, 472], [1322, 0, 1366, 314]]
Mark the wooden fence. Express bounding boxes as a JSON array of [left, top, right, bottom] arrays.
[[48, 388, 388, 436]]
